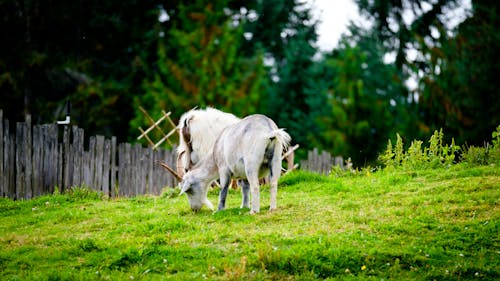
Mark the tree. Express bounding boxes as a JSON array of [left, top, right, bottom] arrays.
[[312, 26, 409, 165], [0, 0, 162, 140], [419, 0, 500, 144], [354, 0, 499, 146], [131, 0, 266, 145]]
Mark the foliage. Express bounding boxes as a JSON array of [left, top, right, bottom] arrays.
[[0, 0, 163, 141], [0, 0, 497, 167], [311, 26, 410, 165], [460, 145, 490, 166], [380, 129, 460, 169], [460, 125, 500, 165], [1, 165, 498, 280], [492, 125, 500, 162], [265, 26, 318, 154], [132, 0, 266, 143], [381, 126, 500, 169], [131, 0, 317, 147], [355, 0, 500, 146]]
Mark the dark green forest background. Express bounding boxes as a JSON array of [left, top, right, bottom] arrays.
[[1, 0, 498, 165]]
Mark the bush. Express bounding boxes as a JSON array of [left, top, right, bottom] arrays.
[[379, 129, 459, 169], [380, 126, 500, 169], [460, 145, 489, 165]]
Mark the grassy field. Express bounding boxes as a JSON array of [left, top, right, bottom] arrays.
[[0, 164, 499, 280]]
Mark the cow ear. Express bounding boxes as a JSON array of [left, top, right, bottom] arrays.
[[179, 181, 191, 195]]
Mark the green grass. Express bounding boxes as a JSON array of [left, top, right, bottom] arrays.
[[1, 164, 499, 280]]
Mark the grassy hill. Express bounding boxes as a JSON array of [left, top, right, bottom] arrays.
[[0, 163, 498, 280]]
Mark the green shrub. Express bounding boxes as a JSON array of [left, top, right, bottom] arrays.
[[380, 126, 500, 169], [379, 129, 459, 169], [491, 125, 500, 163], [460, 145, 489, 165], [64, 186, 104, 201]]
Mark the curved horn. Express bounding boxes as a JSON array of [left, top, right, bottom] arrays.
[[156, 160, 183, 181]]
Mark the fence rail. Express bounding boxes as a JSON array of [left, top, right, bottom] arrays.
[[1, 111, 177, 200]]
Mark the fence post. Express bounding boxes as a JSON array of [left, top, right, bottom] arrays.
[[32, 125, 41, 196], [62, 125, 71, 191], [72, 126, 84, 188], [5, 121, 15, 198], [102, 139, 111, 196], [110, 136, 117, 197], [15, 116, 32, 199], [94, 135, 105, 192]]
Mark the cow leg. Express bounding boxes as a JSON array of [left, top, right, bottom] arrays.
[[240, 180, 250, 208], [217, 172, 231, 211]]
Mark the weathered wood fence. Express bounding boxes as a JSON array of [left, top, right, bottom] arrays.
[[1, 110, 346, 200], [0, 111, 178, 200], [300, 148, 344, 175]]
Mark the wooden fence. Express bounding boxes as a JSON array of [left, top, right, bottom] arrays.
[[0, 111, 177, 200], [1, 110, 346, 200], [300, 148, 344, 175]]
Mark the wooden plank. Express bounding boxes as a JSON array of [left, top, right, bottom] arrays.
[[32, 126, 41, 196], [334, 156, 344, 169], [6, 122, 15, 199], [43, 125, 51, 191], [49, 124, 59, 194], [0, 110, 3, 197], [137, 106, 169, 139], [321, 150, 332, 175], [15, 121, 26, 199], [102, 139, 111, 196], [146, 146, 154, 194], [124, 143, 132, 196], [82, 150, 91, 188], [72, 126, 84, 187], [89, 136, 96, 189], [24, 116, 33, 199], [120, 143, 132, 196], [139, 146, 146, 195], [94, 135, 104, 192], [117, 144, 124, 196], [132, 144, 141, 196], [62, 125, 71, 191], [152, 149, 160, 192], [163, 111, 178, 147], [155, 149, 165, 189], [168, 149, 178, 188], [110, 136, 117, 197], [57, 143, 63, 191], [137, 110, 171, 140], [138, 127, 155, 147]]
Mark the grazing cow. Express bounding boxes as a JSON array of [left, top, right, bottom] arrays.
[[180, 114, 291, 214]]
